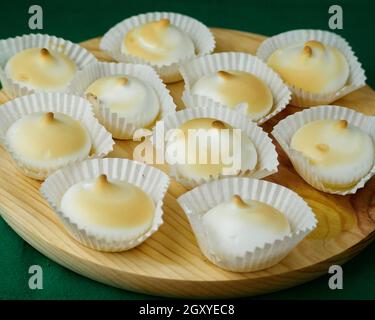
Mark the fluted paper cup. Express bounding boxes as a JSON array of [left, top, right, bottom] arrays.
[[68, 61, 177, 139], [152, 102, 279, 188], [180, 52, 291, 124], [177, 177, 317, 272], [100, 12, 215, 83], [0, 92, 114, 180], [0, 33, 97, 98], [40, 158, 170, 252], [272, 105, 375, 195], [257, 29, 366, 107]]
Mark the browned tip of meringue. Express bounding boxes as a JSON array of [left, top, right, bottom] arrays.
[[85, 92, 98, 101], [315, 143, 330, 153], [211, 120, 227, 129], [156, 18, 170, 28], [305, 40, 325, 50], [217, 70, 232, 79], [117, 77, 128, 86], [40, 48, 51, 57], [232, 194, 249, 208], [95, 174, 109, 189], [335, 119, 348, 130], [43, 112, 55, 123], [302, 45, 313, 57]]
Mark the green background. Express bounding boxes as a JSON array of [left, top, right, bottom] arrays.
[[1, 0, 375, 299]]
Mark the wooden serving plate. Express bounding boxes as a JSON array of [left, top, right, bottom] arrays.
[[1, 28, 375, 298]]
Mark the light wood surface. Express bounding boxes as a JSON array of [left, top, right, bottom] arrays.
[[1, 28, 375, 298]]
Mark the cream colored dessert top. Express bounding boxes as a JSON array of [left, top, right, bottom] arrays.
[[5, 48, 77, 92], [290, 119, 374, 167], [203, 195, 291, 254], [191, 71, 273, 121], [61, 175, 155, 229], [122, 18, 195, 65], [267, 40, 349, 94], [166, 118, 257, 180], [85, 75, 160, 126], [6, 112, 91, 161]]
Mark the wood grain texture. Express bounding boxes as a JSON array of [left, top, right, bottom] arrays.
[[1, 28, 375, 298]]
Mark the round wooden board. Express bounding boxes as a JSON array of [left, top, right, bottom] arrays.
[[1, 28, 375, 298]]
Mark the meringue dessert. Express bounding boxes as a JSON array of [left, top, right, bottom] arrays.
[[6, 112, 91, 174], [267, 40, 349, 94], [203, 195, 291, 256], [290, 119, 374, 190], [60, 174, 155, 242], [85, 75, 160, 128], [121, 18, 195, 66], [191, 70, 273, 121], [5, 48, 77, 92], [166, 118, 257, 181]]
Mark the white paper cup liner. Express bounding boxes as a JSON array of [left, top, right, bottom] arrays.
[[0, 92, 114, 180], [40, 158, 170, 252], [179, 52, 291, 124], [67, 61, 177, 140], [152, 103, 279, 188], [256, 29, 366, 107], [0, 33, 97, 98], [177, 177, 317, 272], [272, 105, 375, 195], [100, 12, 215, 83]]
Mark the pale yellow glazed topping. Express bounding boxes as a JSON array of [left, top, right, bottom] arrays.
[[61, 175, 155, 229], [291, 119, 373, 166], [229, 195, 290, 232], [203, 195, 291, 254], [6, 112, 91, 161], [178, 118, 229, 178], [267, 40, 349, 94], [122, 19, 195, 65], [166, 118, 257, 180], [191, 71, 273, 121], [5, 48, 77, 91]]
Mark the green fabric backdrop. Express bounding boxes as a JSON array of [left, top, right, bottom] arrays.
[[1, 0, 375, 299]]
